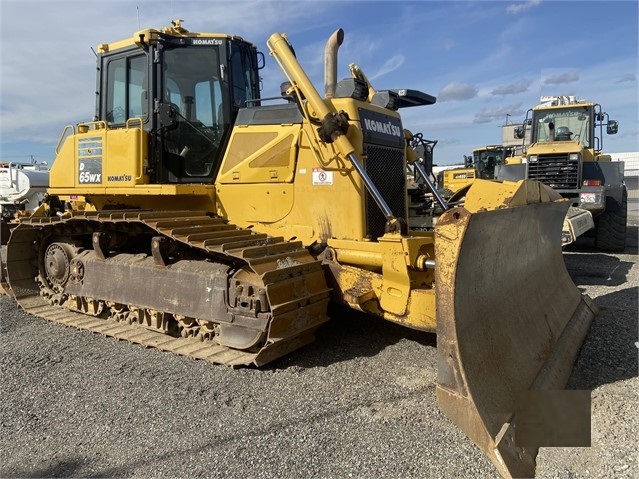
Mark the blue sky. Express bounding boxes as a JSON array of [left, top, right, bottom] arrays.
[[1, 0, 637, 166]]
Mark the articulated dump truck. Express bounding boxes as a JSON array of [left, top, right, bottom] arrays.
[[2, 21, 597, 478]]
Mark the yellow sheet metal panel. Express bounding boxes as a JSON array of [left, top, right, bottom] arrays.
[[48, 185, 217, 213], [215, 184, 294, 224], [219, 130, 295, 179], [50, 124, 149, 192], [442, 168, 476, 194], [216, 123, 369, 244], [50, 133, 76, 188], [103, 127, 148, 186]]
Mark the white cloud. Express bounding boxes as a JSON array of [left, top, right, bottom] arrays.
[[369, 55, 405, 81], [438, 82, 478, 102], [436, 39, 456, 52], [617, 74, 637, 83], [492, 79, 534, 96], [506, 0, 542, 15], [542, 69, 580, 85], [473, 103, 525, 124]]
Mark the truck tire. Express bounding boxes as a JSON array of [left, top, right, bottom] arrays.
[[594, 188, 627, 252]]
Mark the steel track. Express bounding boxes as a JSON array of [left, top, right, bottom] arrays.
[[6, 210, 331, 367]]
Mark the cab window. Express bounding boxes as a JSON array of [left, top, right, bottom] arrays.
[[105, 54, 147, 125]]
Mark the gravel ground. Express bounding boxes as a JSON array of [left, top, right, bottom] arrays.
[[0, 224, 637, 479]]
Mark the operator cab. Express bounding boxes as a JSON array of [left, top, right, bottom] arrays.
[[96, 21, 262, 184], [473, 146, 512, 179]]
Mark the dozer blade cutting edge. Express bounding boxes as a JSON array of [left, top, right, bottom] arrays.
[[434, 180, 597, 478]]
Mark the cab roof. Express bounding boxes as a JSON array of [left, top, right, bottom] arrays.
[[97, 19, 252, 53]]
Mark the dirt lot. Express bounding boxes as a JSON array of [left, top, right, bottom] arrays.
[[0, 224, 637, 478]]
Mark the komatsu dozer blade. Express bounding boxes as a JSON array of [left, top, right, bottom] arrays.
[[434, 180, 597, 478]]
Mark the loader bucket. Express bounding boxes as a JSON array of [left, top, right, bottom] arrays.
[[434, 180, 597, 478]]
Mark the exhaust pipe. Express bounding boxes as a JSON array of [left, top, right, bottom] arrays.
[[324, 28, 344, 99]]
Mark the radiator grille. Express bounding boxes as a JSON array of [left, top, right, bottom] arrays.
[[528, 154, 580, 190], [364, 144, 406, 239]]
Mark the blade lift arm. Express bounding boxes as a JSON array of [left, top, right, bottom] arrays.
[[267, 31, 402, 232]]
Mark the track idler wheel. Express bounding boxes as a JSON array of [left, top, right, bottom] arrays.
[[44, 243, 73, 289], [40, 242, 81, 305]]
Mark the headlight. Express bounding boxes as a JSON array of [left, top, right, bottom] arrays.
[[569, 153, 579, 161], [528, 155, 538, 162]]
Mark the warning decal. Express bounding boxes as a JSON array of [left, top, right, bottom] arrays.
[[312, 167, 333, 186]]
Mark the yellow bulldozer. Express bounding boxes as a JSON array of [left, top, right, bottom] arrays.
[[2, 21, 597, 478]]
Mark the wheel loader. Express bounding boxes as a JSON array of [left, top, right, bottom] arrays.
[[496, 95, 626, 251], [3, 21, 597, 478], [430, 141, 595, 247]]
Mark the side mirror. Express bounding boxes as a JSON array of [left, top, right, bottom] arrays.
[[257, 51, 266, 70], [158, 103, 179, 129], [464, 155, 473, 168], [607, 120, 619, 135], [514, 126, 524, 139]]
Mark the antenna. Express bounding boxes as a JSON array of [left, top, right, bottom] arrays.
[[137, 6, 140, 30]]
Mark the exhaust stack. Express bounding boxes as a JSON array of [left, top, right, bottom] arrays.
[[324, 29, 344, 99]]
